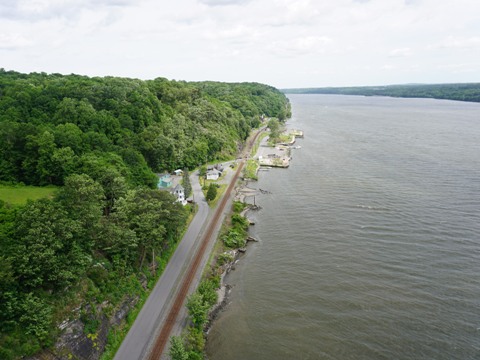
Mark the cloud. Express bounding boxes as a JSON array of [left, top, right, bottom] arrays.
[[0, 0, 138, 20], [382, 64, 397, 70], [426, 36, 480, 53], [437, 63, 479, 73], [2, 0, 480, 87], [198, 0, 251, 6], [264, 0, 323, 27], [203, 25, 259, 42], [268, 35, 333, 57], [388, 47, 412, 57], [439, 36, 480, 49], [0, 33, 31, 49]]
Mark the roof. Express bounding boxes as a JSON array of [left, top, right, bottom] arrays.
[[173, 184, 184, 192]]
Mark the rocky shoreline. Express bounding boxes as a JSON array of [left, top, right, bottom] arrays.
[[205, 193, 260, 333], [205, 126, 303, 340]]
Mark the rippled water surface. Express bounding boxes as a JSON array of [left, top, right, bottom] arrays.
[[206, 95, 480, 360]]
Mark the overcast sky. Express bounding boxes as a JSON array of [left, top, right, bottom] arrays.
[[1, 0, 480, 88]]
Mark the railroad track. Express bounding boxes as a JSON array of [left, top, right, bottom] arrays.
[[147, 128, 264, 359]]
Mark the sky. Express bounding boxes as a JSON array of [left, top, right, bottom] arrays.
[[1, 0, 480, 88]]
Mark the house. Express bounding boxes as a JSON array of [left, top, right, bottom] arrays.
[[206, 169, 221, 181], [172, 184, 187, 205], [173, 169, 183, 176], [158, 174, 173, 188]]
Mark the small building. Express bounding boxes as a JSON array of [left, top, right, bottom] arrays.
[[214, 163, 224, 173], [172, 184, 187, 205], [173, 169, 184, 176], [158, 174, 173, 188], [206, 169, 221, 181]]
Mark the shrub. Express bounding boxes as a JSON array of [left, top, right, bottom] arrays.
[[217, 252, 234, 266], [232, 201, 246, 213], [206, 183, 217, 202], [223, 230, 246, 249]]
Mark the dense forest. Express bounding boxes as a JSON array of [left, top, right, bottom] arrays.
[[282, 83, 480, 103], [0, 69, 290, 359]]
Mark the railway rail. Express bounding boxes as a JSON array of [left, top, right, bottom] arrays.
[[146, 128, 263, 359]]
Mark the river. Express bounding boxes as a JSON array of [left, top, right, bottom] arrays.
[[205, 94, 480, 360]]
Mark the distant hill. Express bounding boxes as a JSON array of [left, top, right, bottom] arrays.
[[282, 83, 480, 103]]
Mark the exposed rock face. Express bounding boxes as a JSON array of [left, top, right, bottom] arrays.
[[57, 316, 109, 360], [26, 296, 139, 360], [110, 296, 139, 327]]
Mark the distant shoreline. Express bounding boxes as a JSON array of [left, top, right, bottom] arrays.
[[281, 83, 480, 103]]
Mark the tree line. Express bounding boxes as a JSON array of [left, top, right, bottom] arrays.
[[282, 83, 480, 103], [0, 69, 290, 186], [0, 69, 290, 359]]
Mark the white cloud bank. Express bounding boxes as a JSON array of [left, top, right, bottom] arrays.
[[1, 0, 480, 87]]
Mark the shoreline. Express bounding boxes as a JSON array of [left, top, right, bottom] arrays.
[[205, 123, 303, 338]]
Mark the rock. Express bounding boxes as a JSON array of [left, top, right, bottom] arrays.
[[111, 296, 139, 326], [41, 315, 109, 360], [27, 295, 140, 360], [139, 273, 148, 290]]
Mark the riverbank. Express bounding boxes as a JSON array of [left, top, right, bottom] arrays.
[[167, 121, 303, 359], [204, 122, 304, 336]]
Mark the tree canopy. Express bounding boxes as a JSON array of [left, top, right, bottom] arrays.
[[0, 69, 290, 186], [0, 69, 290, 359]]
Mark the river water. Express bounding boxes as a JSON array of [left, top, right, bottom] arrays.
[[206, 95, 480, 360]]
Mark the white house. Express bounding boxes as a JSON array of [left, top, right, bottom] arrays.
[[173, 169, 184, 176], [172, 184, 187, 205], [206, 169, 221, 181]]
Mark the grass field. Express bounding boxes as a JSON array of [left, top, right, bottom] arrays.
[[0, 185, 58, 205]]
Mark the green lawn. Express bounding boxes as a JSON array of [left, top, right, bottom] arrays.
[[0, 185, 58, 205]]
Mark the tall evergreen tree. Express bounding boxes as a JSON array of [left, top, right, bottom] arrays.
[[182, 168, 192, 199]]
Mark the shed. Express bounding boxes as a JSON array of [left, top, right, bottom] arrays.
[[206, 169, 221, 181], [158, 174, 173, 188]]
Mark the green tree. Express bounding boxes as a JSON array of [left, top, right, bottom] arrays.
[[184, 327, 205, 356], [12, 199, 87, 290], [113, 189, 168, 269], [169, 336, 189, 360], [54, 123, 84, 154], [56, 174, 104, 250], [22, 130, 57, 185], [50, 146, 77, 184], [267, 118, 281, 143], [182, 168, 192, 199], [186, 292, 209, 329], [198, 165, 207, 177], [206, 183, 217, 202], [96, 218, 138, 271], [18, 292, 52, 342], [197, 279, 218, 307]]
